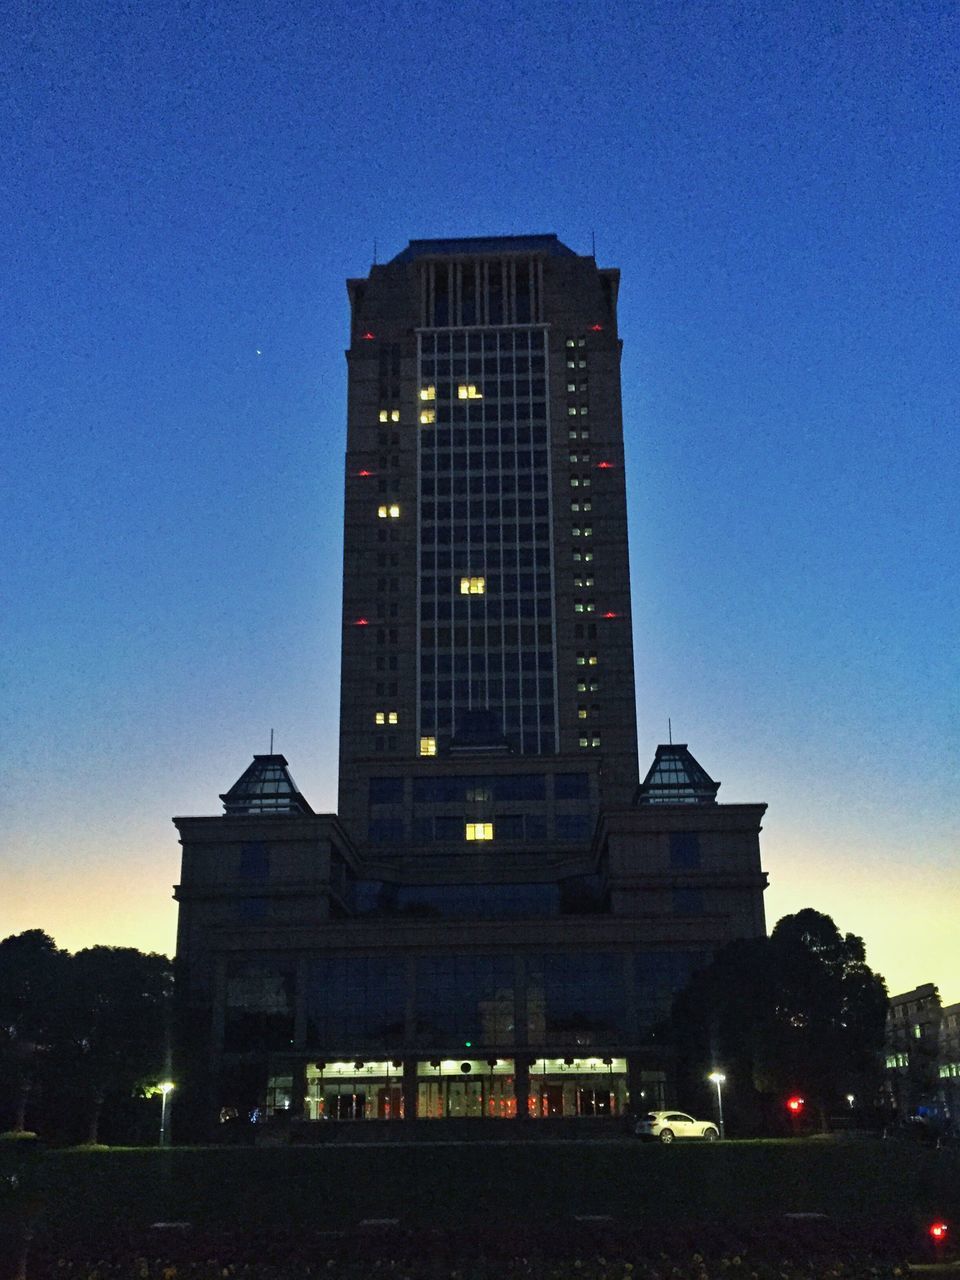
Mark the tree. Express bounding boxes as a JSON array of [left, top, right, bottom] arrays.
[[0, 930, 70, 1132], [767, 909, 888, 1128], [671, 909, 888, 1132], [65, 946, 174, 1144]]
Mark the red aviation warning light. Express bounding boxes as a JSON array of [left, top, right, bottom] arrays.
[[596, 461, 614, 469], [360, 331, 376, 341], [929, 1222, 948, 1242], [589, 323, 603, 331], [353, 618, 369, 627], [786, 1096, 804, 1114]]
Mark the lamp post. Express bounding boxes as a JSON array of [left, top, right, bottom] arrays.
[[158, 1081, 175, 1147], [707, 1071, 726, 1139]]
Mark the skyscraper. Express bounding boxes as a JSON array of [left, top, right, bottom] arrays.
[[171, 236, 768, 1135], [338, 236, 638, 852]]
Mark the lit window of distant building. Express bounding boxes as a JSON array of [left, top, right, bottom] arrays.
[[457, 384, 483, 399], [420, 386, 436, 401], [465, 822, 493, 841], [420, 409, 436, 424], [419, 737, 437, 756], [460, 576, 486, 594]]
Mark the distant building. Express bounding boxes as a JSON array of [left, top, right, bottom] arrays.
[[172, 237, 769, 1133], [884, 983, 960, 1123]]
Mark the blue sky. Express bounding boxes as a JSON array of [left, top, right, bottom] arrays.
[[2, 0, 958, 1000]]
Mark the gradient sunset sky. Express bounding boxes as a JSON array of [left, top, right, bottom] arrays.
[[3, 0, 958, 1001]]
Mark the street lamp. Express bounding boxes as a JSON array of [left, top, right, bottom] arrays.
[[707, 1070, 726, 1139], [158, 1081, 175, 1147]]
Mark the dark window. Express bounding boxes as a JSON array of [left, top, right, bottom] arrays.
[[555, 813, 591, 841], [527, 953, 626, 1044], [497, 815, 523, 839], [669, 831, 701, 868], [224, 958, 296, 1052], [305, 956, 406, 1048], [415, 954, 515, 1044], [238, 896, 268, 923], [239, 841, 269, 880], [554, 773, 590, 800], [368, 818, 405, 844], [369, 777, 403, 804], [672, 888, 703, 914]]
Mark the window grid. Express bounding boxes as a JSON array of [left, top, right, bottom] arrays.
[[416, 328, 558, 755]]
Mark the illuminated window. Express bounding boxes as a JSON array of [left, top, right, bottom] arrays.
[[419, 737, 437, 757], [574, 576, 594, 588], [420, 386, 436, 401], [379, 408, 400, 423], [579, 735, 601, 749], [579, 405, 589, 415], [459, 576, 486, 595], [375, 710, 398, 725], [577, 707, 588, 720], [466, 787, 492, 802], [576, 678, 600, 693], [465, 822, 493, 841], [377, 504, 400, 519], [388, 711, 398, 725], [420, 409, 436, 424], [379, 410, 389, 423], [567, 406, 578, 416], [457, 384, 483, 399]]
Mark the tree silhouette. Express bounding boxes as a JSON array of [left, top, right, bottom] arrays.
[[672, 909, 888, 1132]]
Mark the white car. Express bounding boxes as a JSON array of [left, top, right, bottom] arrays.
[[634, 1110, 720, 1143]]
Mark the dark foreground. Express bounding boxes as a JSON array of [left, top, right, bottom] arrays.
[[1, 1137, 958, 1278]]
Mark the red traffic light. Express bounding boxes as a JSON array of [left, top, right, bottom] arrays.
[[786, 1096, 804, 1114], [929, 1222, 948, 1242]]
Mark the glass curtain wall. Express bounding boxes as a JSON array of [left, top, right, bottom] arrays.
[[417, 327, 556, 755]]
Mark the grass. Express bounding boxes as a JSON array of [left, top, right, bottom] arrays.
[[1, 1137, 957, 1274]]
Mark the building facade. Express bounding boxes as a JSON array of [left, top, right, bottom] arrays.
[[338, 236, 638, 849], [884, 984, 960, 1126], [172, 237, 769, 1135]]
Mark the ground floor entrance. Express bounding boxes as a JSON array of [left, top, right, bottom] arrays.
[[259, 1055, 658, 1122]]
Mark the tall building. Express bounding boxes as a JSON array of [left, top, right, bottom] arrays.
[[172, 236, 768, 1136], [338, 235, 638, 852]]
